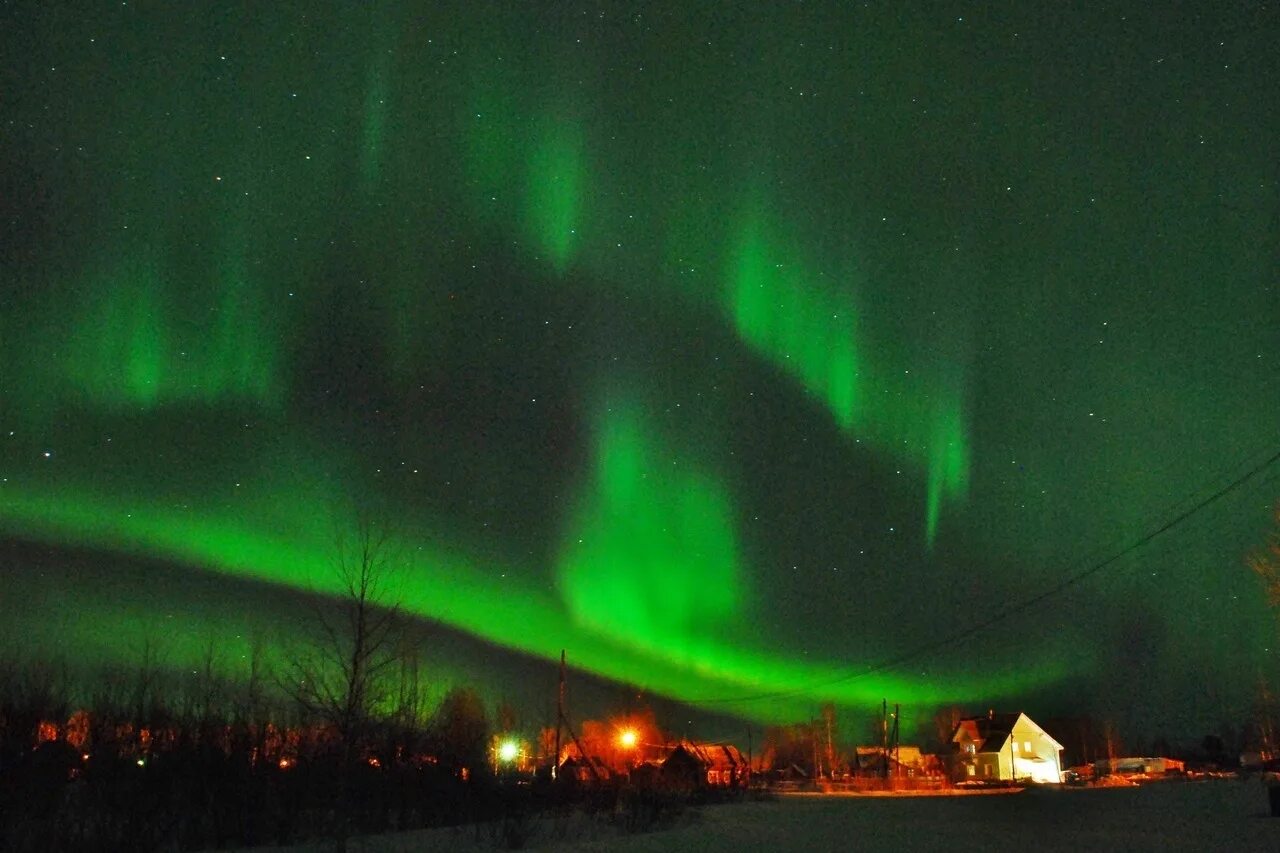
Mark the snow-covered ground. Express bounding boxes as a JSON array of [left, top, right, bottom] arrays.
[[235, 779, 1279, 852]]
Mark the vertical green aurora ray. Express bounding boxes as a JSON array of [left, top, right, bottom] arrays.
[[62, 228, 279, 410], [13, 2, 1265, 736], [925, 399, 971, 547], [728, 209, 861, 431], [66, 251, 166, 408], [524, 116, 585, 273], [207, 230, 279, 405], [725, 204, 973, 546], [557, 403, 743, 661]]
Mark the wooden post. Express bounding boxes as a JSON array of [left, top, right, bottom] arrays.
[[881, 699, 889, 781], [554, 649, 565, 779]]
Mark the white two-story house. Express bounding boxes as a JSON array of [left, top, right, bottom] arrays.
[[951, 711, 1064, 784]]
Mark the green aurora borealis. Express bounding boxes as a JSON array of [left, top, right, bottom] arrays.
[[2, 1, 1278, 734]]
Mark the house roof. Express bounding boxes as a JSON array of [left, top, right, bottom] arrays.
[[661, 741, 747, 771], [853, 745, 934, 770], [855, 745, 924, 759], [952, 712, 1064, 752], [975, 731, 1012, 754], [954, 713, 1022, 742]]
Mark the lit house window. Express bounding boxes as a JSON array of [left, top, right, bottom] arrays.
[[1024, 741, 1032, 752], [1012, 742, 1019, 753]]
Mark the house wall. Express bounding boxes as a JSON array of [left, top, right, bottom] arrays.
[[975, 753, 1008, 780], [1009, 716, 1062, 781], [974, 745, 1014, 780], [997, 749, 1012, 780], [954, 715, 1065, 783], [1013, 755, 1061, 783]]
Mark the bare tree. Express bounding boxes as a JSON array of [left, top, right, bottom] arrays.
[[1248, 502, 1280, 613], [282, 516, 404, 851], [821, 702, 838, 780], [432, 685, 489, 777], [185, 638, 225, 731], [1247, 504, 1280, 764], [231, 631, 274, 767], [131, 632, 169, 727], [391, 637, 431, 734], [286, 518, 402, 741]]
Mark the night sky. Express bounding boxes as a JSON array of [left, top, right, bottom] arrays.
[[2, 2, 1277, 740]]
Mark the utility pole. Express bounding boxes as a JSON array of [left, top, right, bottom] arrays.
[[881, 699, 889, 780], [812, 716, 821, 782], [554, 649, 565, 779], [891, 704, 901, 785], [824, 704, 836, 781], [552, 650, 600, 783]]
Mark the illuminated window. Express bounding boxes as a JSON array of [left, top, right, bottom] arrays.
[[1024, 741, 1032, 753], [1012, 742, 1019, 752]]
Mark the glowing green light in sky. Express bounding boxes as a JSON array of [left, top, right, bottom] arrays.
[[67, 252, 166, 408], [724, 202, 972, 547], [0, 460, 1073, 724], [728, 211, 861, 431], [558, 403, 742, 660], [926, 401, 971, 547], [57, 225, 279, 411], [208, 233, 280, 405], [0, 0, 1271, 745], [525, 117, 584, 272]]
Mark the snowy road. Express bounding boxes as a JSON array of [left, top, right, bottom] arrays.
[[235, 779, 1279, 852]]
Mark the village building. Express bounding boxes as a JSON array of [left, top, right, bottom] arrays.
[[852, 745, 944, 779], [638, 741, 750, 791], [557, 753, 610, 783], [1095, 756, 1186, 777], [951, 711, 1064, 784], [559, 739, 750, 791], [768, 762, 809, 787]]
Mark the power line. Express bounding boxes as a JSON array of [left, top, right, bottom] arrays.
[[688, 444, 1280, 707]]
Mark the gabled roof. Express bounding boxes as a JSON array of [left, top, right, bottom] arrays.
[[854, 745, 925, 760], [663, 740, 747, 770], [952, 712, 1064, 752], [953, 713, 1022, 742], [853, 745, 940, 773], [975, 731, 1012, 754]]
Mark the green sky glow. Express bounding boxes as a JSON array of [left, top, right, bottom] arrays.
[[728, 208, 862, 433], [558, 401, 743, 659], [1, 1, 1276, 736], [524, 116, 585, 272]]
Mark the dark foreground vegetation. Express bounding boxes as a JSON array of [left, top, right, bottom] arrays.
[[0, 526, 750, 851], [0, 656, 752, 853]]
